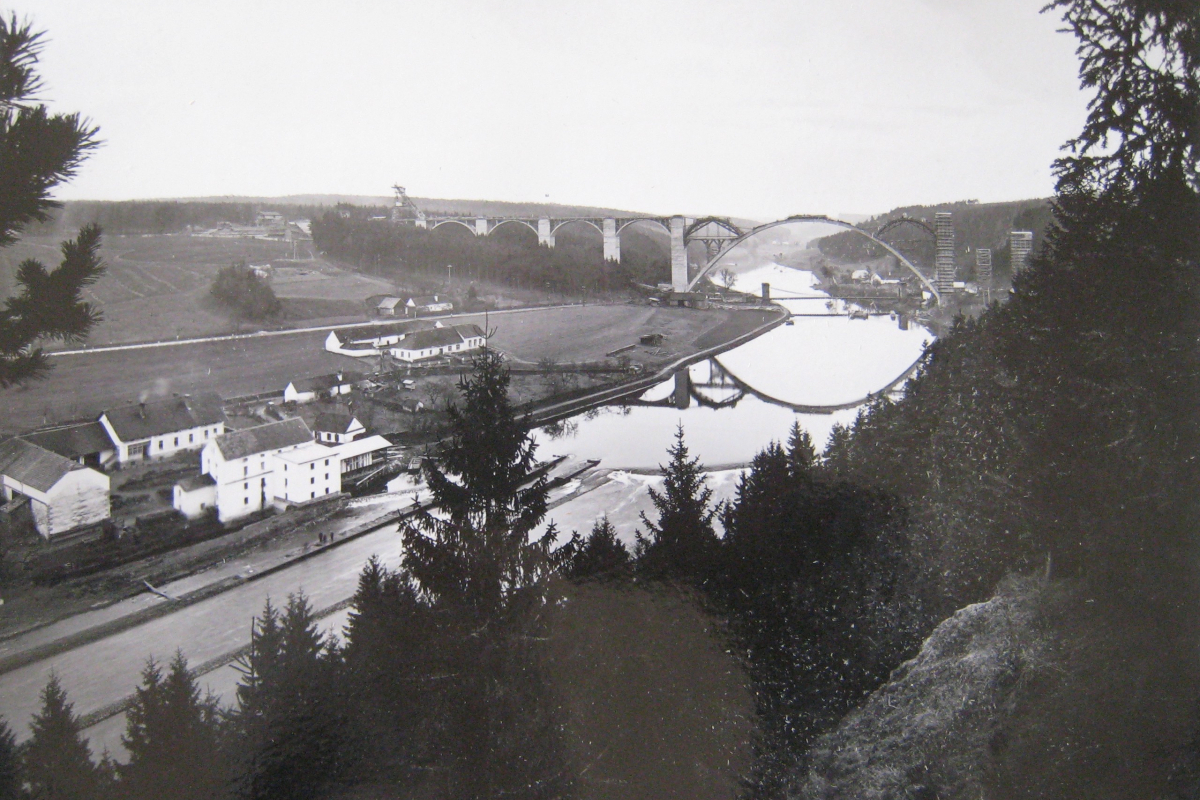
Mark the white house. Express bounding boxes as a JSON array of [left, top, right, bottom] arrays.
[[330, 435, 392, 475], [405, 295, 453, 317], [283, 372, 364, 404], [273, 442, 340, 505], [100, 393, 226, 466], [390, 324, 486, 362], [324, 322, 441, 358], [313, 412, 365, 444], [196, 418, 314, 523], [0, 438, 110, 539], [173, 474, 216, 519]]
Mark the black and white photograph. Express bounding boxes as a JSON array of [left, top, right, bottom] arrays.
[[0, 1, 1196, 798]]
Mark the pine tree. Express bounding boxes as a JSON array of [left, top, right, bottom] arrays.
[[0, 15, 104, 387], [120, 653, 223, 800], [566, 515, 631, 581], [0, 717, 20, 800], [404, 347, 558, 613], [635, 423, 719, 583], [23, 675, 106, 800]]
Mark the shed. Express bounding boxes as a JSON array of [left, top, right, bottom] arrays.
[[0, 438, 110, 539]]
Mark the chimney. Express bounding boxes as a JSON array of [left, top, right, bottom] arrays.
[[138, 402, 146, 419]]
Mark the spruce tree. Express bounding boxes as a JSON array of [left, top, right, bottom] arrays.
[[0, 15, 105, 387], [635, 424, 719, 583], [566, 515, 631, 581], [0, 717, 20, 800], [120, 653, 223, 800], [23, 675, 105, 800]]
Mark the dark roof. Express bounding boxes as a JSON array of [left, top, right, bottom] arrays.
[[177, 473, 217, 492], [453, 324, 486, 339], [102, 393, 226, 443], [0, 438, 83, 493], [23, 422, 115, 459], [213, 419, 312, 460], [313, 412, 358, 435], [343, 321, 433, 343], [394, 327, 466, 352], [291, 371, 367, 393]]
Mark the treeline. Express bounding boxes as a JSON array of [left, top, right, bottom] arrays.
[[26, 201, 326, 236], [311, 209, 670, 293], [814, 198, 1054, 281]]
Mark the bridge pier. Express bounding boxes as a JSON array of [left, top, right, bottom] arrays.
[[670, 216, 688, 292], [475, 218, 490, 237], [673, 369, 690, 409], [538, 217, 555, 248], [603, 218, 620, 262]]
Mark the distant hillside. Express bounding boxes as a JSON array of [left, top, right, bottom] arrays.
[[813, 198, 1054, 282]]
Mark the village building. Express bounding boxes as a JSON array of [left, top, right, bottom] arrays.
[[0, 438, 111, 539], [172, 474, 216, 519], [192, 418, 314, 523], [99, 393, 227, 466], [22, 422, 117, 471], [313, 411, 365, 444], [330, 435, 392, 477], [323, 321, 440, 358], [389, 324, 486, 362], [376, 296, 403, 316], [283, 371, 364, 404], [405, 295, 453, 317], [273, 442, 341, 506]]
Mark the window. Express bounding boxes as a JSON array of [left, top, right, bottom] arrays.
[[204, 430, 209, 439], [325, 459, 329, 466], [244, 466, 248, 477], [189, 433, 194, 444], [325, 473, 329, 480], [311, 491, 316, 499], [284, 478, 288, 487], [310, 463, 315, 470], [244, 497, 249, 505], [310, 477, 315, 485], [174, 437, 179, 447], [325, 487, 330, 494], [159, 441, 164, 450], [244, 482, 248, 490]]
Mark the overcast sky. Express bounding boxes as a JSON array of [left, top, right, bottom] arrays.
[[19, 0, 1089, 220]]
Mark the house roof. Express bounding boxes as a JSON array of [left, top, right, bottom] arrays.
[[343, 321, 434, 344], [377, 296, 402, 310], [452, 324, 486, 339], [313, 412, 360, 435], [274, 441, 336, 465], [102, 393, 226, 443], [212, 419, 312, 460], [331, 435, 392, 460], [290, 371, 367, 393], [393, 327, 466, 352], [0, 438, 83, 493], [23, 422, 115, 459], [177, 473, 217, 492], [406, 295, 442, 306]]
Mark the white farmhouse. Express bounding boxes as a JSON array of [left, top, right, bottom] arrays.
[[0, 438, 110, 539], [197, 418, 314, 523], [100, 393, 226, 466], [324, 321, 440, 358], [313, 412, 365, 444], [405, 295, 453, 317], [390, 324, 485, 362], [283, 372, 364, 404]]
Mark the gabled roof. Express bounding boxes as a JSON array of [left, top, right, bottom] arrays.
[[102, 393, 226, 443], [331, 435, 392, 460], [452, 324, 486, 339], [342, 321, 434, 344], [212, 419, 312, 460], [23, 422, 115, 459], [393, 327, 466, 352], [406, 295, 443, 306], [313, 412, 360, 435], [177, 473, 217, 492], [290, 371, 367, 393], [377, 296, 402, 310], [0, 438, 84, 493]]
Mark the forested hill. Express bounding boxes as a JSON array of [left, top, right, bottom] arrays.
[[814, 198, 1054, 274], [36, 196, 659, 237]]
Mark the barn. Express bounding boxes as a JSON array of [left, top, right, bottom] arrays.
[[0, 438, 111, 539]]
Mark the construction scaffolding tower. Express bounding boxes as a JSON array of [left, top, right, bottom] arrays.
[[935, 212, 956, 294]]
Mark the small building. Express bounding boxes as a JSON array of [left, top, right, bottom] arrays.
[[405, 295, 453, 317], [22, 422, 117, 471], [389, 324, 486, 362], [376, 296, 403, 316], [173, 474, 216, 520], [851, 269, 871, 283], [313, 412, 366, 444], [324, 322, 440, 357], [284, 372, 364, 404], [0, 438, 110, 539], [330, 435, 392, 475], [198, 418, 314, 523], [273, 442, 340, 506], [100, 393, 227, 466]]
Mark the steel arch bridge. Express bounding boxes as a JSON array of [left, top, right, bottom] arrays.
[[686, 214, 941, 303]]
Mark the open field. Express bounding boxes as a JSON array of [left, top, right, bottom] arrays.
[[0, 305, 773, 434], [0, 234, 395, 346]]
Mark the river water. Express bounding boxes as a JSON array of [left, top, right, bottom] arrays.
[[531, 265, 933, 469]]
